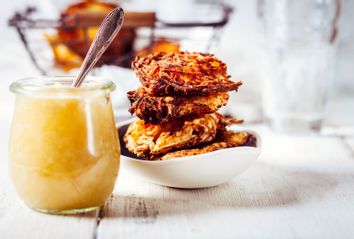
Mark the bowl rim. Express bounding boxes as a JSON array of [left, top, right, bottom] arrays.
[[117, 119, 262, 164]]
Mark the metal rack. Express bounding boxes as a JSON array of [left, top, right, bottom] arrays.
[[8, 1, 233, 75]]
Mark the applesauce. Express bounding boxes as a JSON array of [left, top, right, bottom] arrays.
[[9, 77, 120, 214]]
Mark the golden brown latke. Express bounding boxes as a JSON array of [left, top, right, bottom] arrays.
[[131, 51, 242, 96], [127, 87, 229, 124], [123, 113, 242, 159], [159, 131, 251, 160]]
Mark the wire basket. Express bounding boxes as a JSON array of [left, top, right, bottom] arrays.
[[8, 0, 233, 75]]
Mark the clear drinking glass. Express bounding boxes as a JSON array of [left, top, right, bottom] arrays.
[[9, 76, 120, 214], [259, 0, 339, 133]]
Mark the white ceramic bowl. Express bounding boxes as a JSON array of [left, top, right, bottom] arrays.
[[118, 121, 262, 189]]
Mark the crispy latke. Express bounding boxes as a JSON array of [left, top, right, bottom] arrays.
[[159, 131, 251, 160], [123, 113, 242, 159], [127, 87, 229, 124], [131, 51, 242, 96]]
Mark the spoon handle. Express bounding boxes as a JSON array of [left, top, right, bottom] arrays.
[[72, 7, 124, 87]]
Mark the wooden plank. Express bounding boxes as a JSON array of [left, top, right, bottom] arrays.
[[0, 99, 97, 239], [97, 126, 354, 239], [344, 137, 354, 159], [0, 58, 97, 239], [0, 200, 97, 239]]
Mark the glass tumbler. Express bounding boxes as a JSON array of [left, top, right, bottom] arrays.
[[9, 76, 120, 214], [259, 0, 340, 133]]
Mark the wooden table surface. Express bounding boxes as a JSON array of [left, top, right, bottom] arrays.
[[1, 74, 354, 239], [1, 35, 354, 239]]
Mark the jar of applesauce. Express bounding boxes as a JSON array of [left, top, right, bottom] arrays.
[[9, 76, 120, 214]]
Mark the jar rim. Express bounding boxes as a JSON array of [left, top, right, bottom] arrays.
[[9, 76, 116, 95]]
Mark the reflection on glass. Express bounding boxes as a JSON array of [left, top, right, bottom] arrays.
[[9, 77, 120, 214]]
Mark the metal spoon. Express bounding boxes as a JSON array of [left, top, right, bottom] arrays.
[[72, 7, 124, 87]]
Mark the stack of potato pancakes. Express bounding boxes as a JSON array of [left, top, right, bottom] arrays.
[[124, 51, 253, 160]]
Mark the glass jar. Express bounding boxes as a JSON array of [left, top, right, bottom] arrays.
[[258, 0, 339, 133], [9, 76, 120, 214]]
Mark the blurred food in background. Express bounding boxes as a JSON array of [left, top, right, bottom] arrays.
[[46, 1, 136, 71], [136, 38, 180, 57], [8, 0, 232, 74]]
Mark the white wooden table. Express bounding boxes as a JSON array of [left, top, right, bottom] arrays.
[[1, 62, 354, 238], [1, 4, 354, 237], [1, 112, 354, 239]]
